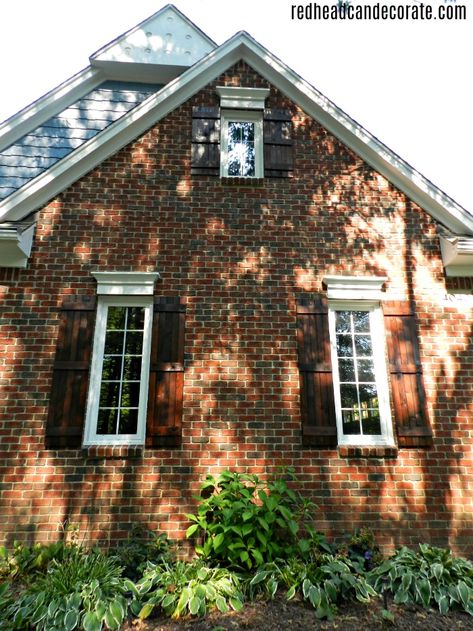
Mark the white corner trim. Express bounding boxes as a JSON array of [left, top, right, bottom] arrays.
[[0, 224, 35, 268], [440, 235, 473, 276], [324, 275, 388, 301], [92, 271, 160, 295], [216, 86, 270, 109]]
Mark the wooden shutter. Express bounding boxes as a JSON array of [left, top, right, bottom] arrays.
[[297, 296, 337, 447], [191, 106, 220, 175], [383, 301, 432, 447], [45, 296, 96, 448], [146, 297, 186, 447], [264, 109, 294, 178]]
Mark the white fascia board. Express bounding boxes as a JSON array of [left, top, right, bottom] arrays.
[[0, 67, 105, 152], [1, 30, 472, 237]]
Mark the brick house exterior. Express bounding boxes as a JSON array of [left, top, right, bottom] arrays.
[[1, 6, 472, 555]]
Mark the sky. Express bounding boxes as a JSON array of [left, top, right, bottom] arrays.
[[0, 0, 471, 211]]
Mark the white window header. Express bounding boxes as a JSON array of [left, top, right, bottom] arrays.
[[323, 275, 387, 301], [216, 86, 270, 110], [92, 271, 160, 296]]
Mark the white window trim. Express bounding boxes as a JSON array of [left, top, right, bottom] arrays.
[[328, 299, 395, 448], [216, 86, 269, 110], [83, 295, 153, 447], [220, 109, 263, 178], [92, 271, 159, 296]]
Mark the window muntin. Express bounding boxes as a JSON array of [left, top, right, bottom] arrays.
[[329, 302, 394, 446], [83, 296, 153, 446], [220, 110, 263, 178]]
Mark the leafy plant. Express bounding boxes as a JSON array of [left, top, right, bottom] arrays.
[[109, 526, 174, 580], [246, 554, 376, 620], [339, 528, 382, 571], [132, 559, 244, 620], [369, 544, 473, 615], [0, 540, 78, 582], [186, 469, 317, 569], [1, 548, 133, 630]]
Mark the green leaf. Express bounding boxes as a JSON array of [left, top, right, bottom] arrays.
[[416, 578, 432, 608], [82, 611, 102, 631], [213, 532, 225, 551], [257, 517, 269, 532], [138, 603, 154, 619], [242, 511, 253, 522], [286, 585, 297, 600], [401, 571, 413, 591], [197, 566, 209, 581], [251, 548, 264, 566], [64, 610, 80, 631], [302, 579, 312, 599], [104, 609, 119, 631], [438, 594, 450, 614], [431, 563, 444, 581], [324, 580, 337, 603], [268, 578, 278, 598], [457, 581, 471, 608], [186, 524, 199, 538], [161, 594, 176, 610], [229, 597, 243, 612], [109, 599, 125, 624], [215, 596, 229, 613], [393, 589, 409, 605], [189, 595, 201, 616], [250, 570, 268, 586], [309, 586, 322, 609]]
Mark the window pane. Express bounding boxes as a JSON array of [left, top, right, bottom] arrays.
[[124, 331, 143, 355], [340, 384, 358, 408], [335, 311, 351, 333], [99, 381, 120, 408], [97, 408, 118, 434], [107, 306, 126, 330], [120, 382, 140, 408], [352, 311, 370, 332], [358, 358, 375, 381], [228, 121, 255, 177], [102, 356, 122, 381], [336, 334, 353, 357], [359, 384, 378, 408], [104, 331, 124, 355], [127, 307, 145, 330], [339, 358, 355, 382], [354, 335, 372, 356], [362, 410, 381, 435], [123, 356, 142, 381], [342, 410, 361, 434], [119, 408, 138, 434]]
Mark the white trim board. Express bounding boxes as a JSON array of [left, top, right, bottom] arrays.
[[1, 28, 472, 236]]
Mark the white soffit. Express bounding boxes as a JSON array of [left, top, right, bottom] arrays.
[[440, 236, 473, 277], [93, 271, 160, 295], [0, 224, 35, 268], [90, 4, 216, 80]]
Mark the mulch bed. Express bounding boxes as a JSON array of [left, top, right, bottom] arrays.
[[123, 594, 472, 631]]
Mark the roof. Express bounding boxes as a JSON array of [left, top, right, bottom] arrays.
[[0, 4, 472, 267]]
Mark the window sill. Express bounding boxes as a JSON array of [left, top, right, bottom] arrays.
[[81, 445, 144, 459], [338, 445, 398, 459], [220, 177, 265, 187]]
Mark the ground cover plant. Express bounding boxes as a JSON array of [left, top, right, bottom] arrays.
[[0, 471, 472, 629]]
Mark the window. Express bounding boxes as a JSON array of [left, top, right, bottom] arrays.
[[83, 296, 153, 446], [328, 302, 394, 446], [220, 110, 263, 178]]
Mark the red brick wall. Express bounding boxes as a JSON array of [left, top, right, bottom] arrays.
[[1, 62, 472, 555]]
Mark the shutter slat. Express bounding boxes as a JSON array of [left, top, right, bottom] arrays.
[[297, 296, 337, 447], [146, 297, 186, 447], [383, 301, 432, 447], [46, 297, 96, 448]]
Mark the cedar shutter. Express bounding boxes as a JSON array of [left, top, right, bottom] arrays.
[[45, 296, 96, 448], [296, 296, 337, 447], [191, 106, 220, 175], [383, 301, 433, 447], [146, 297, 186, 447], [264, 109, 294, 178]]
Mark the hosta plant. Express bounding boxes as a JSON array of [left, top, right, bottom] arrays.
[[369, 544, 473, 615], [1, 548, 133, 631], [132, 559, 244, 620], [247, 554, 377, 620]]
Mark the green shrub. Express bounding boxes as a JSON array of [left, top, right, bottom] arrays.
[[1, 548, 133, 630], [0, 541, 78, 582], [132, 559, 244, 620], [186, 469, 318, 569], [369, 544, 473, 615], [247, 554, 376, 620]]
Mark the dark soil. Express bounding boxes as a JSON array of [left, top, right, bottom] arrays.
[[123, 594, 472, 631]]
